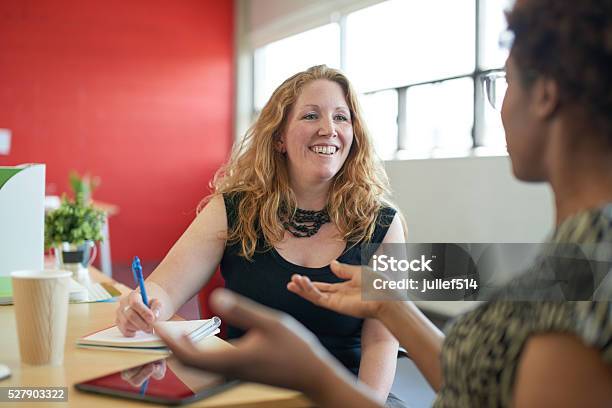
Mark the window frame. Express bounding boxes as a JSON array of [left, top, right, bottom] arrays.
[[251, 0, 507, 159]]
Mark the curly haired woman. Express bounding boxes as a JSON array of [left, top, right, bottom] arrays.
[[116, 65, 407, 405]]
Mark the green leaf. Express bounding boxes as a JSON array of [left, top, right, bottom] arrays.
[[44, 194, 106, 249]]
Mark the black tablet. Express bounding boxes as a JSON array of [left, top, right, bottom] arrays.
[[75, 357, 239, 405]]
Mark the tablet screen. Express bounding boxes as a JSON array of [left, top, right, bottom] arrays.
[[75, 357, 238, 405]]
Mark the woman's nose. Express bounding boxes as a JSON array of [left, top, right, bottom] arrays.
[[318, 118, 338, 137]]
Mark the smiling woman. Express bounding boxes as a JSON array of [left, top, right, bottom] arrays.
[[116, 65, 408, 407], [279, 79, 354, 200], [211, 65, 395, 260], [197, 65, 406, 405]]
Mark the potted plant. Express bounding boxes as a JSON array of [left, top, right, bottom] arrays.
[[45, 193, 105, 283], [69, 170, 100, 204]]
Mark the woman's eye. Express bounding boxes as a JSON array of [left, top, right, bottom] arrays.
[[334, 114, 349, 121], [302, 113, 317, 120]]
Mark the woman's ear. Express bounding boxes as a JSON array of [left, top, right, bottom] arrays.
[[531, 77, 560, 119], [275, 138, 286, 154]]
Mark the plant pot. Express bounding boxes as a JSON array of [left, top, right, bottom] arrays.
[[53, 241, 97, 285]]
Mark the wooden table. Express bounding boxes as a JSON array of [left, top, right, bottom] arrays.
[[0, 269, 312, 407]]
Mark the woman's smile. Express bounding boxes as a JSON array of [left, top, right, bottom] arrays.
[[308, 144, 340, 157]]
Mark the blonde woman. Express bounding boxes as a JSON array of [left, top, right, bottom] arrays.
[[116, 65, 406, 404]]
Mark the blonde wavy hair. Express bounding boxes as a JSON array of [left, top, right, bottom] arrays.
[[203, 65, 397, 259]]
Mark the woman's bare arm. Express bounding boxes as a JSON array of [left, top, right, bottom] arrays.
[[358, 318, 398, 400], [116, 195, 228, 334], [377, 301, 444, 391], [146, 194, 228, 317]]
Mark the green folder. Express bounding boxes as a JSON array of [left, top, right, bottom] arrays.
[[0, 276, 121, 305], [0, 277, 12, 305], [0, 168, 23, 190]]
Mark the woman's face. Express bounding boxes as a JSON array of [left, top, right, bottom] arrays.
[[281, 79, 354, 184], [501, 56, 548, 181]]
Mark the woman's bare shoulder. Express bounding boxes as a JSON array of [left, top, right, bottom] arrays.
[[513, 332, 612, 406]]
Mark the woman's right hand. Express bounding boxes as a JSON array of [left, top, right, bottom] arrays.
[[116, 290, 163, 337], [121, 360, 167, 387]]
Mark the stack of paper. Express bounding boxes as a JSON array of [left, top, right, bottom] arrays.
[[77, 317, 221, 353]]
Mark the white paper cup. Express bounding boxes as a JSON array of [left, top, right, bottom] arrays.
[[11, 270, 71, 365]]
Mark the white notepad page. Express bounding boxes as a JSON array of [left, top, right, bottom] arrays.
[[79, 318, 221, 348]]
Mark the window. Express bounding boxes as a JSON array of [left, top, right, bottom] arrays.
[[252, 0, 512, 159], [345, 0, 475, 93], [479, 0, 513, 149], [480, 0, 513, 69], [402, 78, 474, 158], [254, 24, 340, 111], [360, 90, 398, 159]]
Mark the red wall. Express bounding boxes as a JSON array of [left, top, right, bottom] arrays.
[[0, 0, 234, 263]]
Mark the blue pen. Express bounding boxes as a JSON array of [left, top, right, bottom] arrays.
[[132, 256, 150, 397], [140, 378, 149, 396], [131, 256, 149, 307]]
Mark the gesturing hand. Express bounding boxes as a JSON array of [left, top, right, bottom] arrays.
[[154, 289, 336, 396], [287, 260, 387, 319]]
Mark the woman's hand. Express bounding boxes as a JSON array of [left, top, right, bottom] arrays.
[[156, 288, 385, 408], [289, 260, 446, 391], [156, 289, 338, 396], [121, 360, 167, 387], [287, 260, 386, 319], [116, 290, 163, 336]]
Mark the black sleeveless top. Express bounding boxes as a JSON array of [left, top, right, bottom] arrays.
[[220, 193, 396, 375]]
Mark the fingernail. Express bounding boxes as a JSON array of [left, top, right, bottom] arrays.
[[212, 289, 234, 312], [331, 260, 339, 265], [154, 309, 160, 318]]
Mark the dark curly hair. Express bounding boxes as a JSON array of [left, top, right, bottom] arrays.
[[506, 0, 612, 141]]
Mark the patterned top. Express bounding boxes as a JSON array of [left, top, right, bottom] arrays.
[[435, 204, 612, 407]]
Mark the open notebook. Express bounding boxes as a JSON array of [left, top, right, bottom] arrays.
[[77, 317, 222, 353]]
